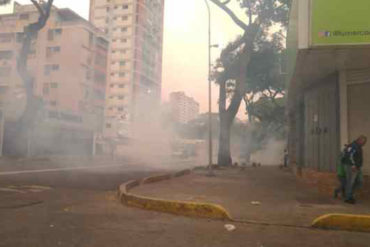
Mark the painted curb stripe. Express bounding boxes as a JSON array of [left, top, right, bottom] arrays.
[[312, 213, 370, 232], [118, 169, 232, 220]]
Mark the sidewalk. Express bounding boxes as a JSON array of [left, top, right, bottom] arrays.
[[133, 166, 370, 226]]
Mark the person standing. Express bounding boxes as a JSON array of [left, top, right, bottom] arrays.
[[334, 145, 347, 199], [283, 149, 289, 168], [341, 135, 367, 204]]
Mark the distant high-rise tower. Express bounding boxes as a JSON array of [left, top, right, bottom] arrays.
[[89, 0, 164, 138], [169, 92, 200, 124]]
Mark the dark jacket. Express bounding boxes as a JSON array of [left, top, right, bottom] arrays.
[[342, 142, 363, 168]]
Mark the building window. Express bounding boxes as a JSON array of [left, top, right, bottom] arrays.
[[50, 82, 58, 88], [0, 50, 13, 60], [48, 29, 62, 41], [118, 107, 124, 111], [44, 64, 60, 75], [123, 5, 128, 9], [43, 84, 49, 95], [120, 61, 126, 66], [0, 67, 11, 77], [119, 72, 125, 77], [19, 13, 29, 20], [0, 33, 13, 43], [106, 123, 112, 128], [122, 16, 128, 20], [46, 46, 60, 57], [118, 95, 124, 100], [50, 100, 57, 106], [121, 27, 127, 32], [119, 84, 124, 88]]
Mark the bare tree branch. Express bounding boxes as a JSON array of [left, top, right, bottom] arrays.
[[220, 34, 246, 62], [209, 0, 249, 30], [17, 0, 54, 105], [31, 0, 46, 17]]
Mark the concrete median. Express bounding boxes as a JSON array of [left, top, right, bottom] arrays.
[[312, 213, 370, 232], [118, 169, 232, 220]]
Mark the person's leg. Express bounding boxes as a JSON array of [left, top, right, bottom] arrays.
[[284, 155, 288, 167], [340, 176, 346, 198], [334, 176, 346, 199], [345, 165, 354, 202], [352, 170, 363, 198]]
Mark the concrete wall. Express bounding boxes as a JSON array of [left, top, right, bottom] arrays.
[[0, 110, 3, 157], [339, 69, 370, 175]]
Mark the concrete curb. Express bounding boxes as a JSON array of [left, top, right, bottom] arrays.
[[312, 213, 370, 232], [118, 169, 232, 220]]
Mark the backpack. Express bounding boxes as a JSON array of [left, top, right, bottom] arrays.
[[340, 144, 352, 165], [337, 144, 351, 177], [337, 153, 346, 177]]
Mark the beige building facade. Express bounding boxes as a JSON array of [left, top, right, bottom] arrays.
[[89, 0, 164, 138], [0, 2, 109, 156], [169, 91, 200, 124]]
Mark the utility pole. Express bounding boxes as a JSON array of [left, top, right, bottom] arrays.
[[204, 0, 216, 175]]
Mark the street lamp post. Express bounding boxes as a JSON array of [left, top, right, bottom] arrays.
[[204, 0, 214, 174]]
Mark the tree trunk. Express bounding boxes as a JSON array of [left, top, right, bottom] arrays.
[[218, 114, 232, 166], [11, 1, 53, 156], [217, 77, 243, 166]]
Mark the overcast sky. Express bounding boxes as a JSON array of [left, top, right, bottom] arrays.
[[1, 0, 247, 116]]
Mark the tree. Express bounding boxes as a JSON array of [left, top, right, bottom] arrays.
[[18, 0, 54, 122], [210, 0, 290, 166], [0, 0, 54, 155], [243, 42, 286, 126]]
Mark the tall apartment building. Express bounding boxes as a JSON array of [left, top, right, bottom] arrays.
[[169, 92, 200, 124], [89, 0, 164, 138], [0, 2, 109, 156]]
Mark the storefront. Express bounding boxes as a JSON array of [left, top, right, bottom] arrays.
[[287, 0, 370, 191]]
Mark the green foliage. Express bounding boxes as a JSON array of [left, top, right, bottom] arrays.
[[237, 0, 290, 27], [211, 0, 290, 163]]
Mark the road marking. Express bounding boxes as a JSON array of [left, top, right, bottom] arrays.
[[0, 185, 52, 193], [0, 164, 128, 176], [0, 159, 196, 176]]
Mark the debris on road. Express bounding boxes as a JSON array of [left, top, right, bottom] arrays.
[[251, 201, 261, 206], [224, 224, 236, 232]]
